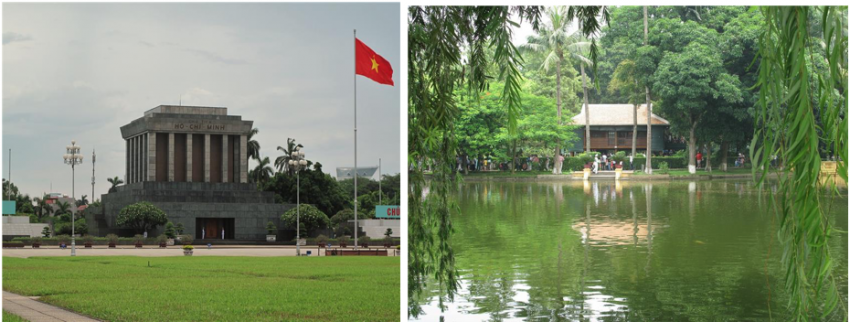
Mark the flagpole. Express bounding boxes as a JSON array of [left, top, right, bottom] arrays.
[[353, 29, 358, 248]]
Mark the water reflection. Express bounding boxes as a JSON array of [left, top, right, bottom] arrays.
[[412, 180, 848, 321]]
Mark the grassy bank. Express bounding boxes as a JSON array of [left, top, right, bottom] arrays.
[[3, 256, 399, 321], [631, 167, 757, 176], [2, 311, 26, 322]]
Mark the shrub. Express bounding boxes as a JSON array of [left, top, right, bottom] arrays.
[[316, 234, 329, 244], [117, 202, 168, 234], [358, 236, 371, 245], [57, 235, 70, 245], [133, 234, 144, 243], [182, 245, 194, 250], [658, 161, 670, 174], [32, 237, 43, 244], [164, 222, 176, 239], [281, 205, 330, 237], [181, 234, 194, 245], [383, 235, 393, 245], [41, 227, 51, 237], [106, 234, 119, 244], [612, 151, 627, 163], [266, 221, 277, 235], [83, 235, 95, 243], [338, 235, 350, 245], [175, 223, 185, 235], [157, 234, 167, 244]]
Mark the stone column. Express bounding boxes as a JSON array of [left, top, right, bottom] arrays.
[[240, 135, 248, 183], [168, 133, 175, 182], [222, 136, 229, 183], [126, 139, 130, 183], [148, 132, 157, 182], [186, 134, 193, 182], [131, 136, 137, 184], [204, 134, 211, 182]]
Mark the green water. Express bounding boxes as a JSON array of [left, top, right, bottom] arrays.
[[412, 180, 848, 321]]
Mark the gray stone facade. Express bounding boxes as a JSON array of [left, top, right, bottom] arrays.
[[86, 182, 293, 240], [85, 105, 296, 240]]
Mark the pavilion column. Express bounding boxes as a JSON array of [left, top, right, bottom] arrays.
[[186, 134, 193, 182], [222, 136, 229, 183], [168, 133, 175, 182], [240, 135, 248, 183], [204, 134, 211, 182], [148, 132, 157, 182]]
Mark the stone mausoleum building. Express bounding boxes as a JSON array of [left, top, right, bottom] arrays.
[[86, 105, 293, 240]]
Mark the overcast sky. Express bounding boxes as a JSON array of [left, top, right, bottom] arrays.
[[2, 3, 400, 201]]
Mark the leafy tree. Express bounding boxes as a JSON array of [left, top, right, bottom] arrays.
[[116, 202, 168, 234], [652, 41, 743, 174], [41, 226, 51, 238], [107, 176, 123, 193], [330, 209, 353, 229], [280, 204, 329, 237], [752, 6, 847, 321], [175, 222, 185, 235], [264, 167, 349, 217]]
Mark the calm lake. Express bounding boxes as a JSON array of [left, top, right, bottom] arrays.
[[411, 180, 848, 321]]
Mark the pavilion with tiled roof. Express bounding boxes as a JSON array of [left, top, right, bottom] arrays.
[[566, 104, 670, 154]]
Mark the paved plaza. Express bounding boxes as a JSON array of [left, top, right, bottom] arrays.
[[3, 291, 98, 322], [2, 246, 399, 258]]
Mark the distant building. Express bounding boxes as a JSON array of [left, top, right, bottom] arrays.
[[336, 167, 378, 180], [85, 105, 295, 240], [568, 104, 671, 155], [2, 216, 48, 241]]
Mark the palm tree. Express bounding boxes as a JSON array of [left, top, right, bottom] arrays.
[[251, 156, 274, 187], [247, 127, 260, 161], [76, 195, 88, 207], [609, 59, 643, 158], [56, 201, 72, 222], [643, 6, 653, 174], [107, 176, 124, 193], [42, 199, 55, 237], [522, 6, 593, 166], [274, 138, 303, 176]]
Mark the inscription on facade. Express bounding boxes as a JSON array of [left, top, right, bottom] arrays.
[[172, 122, 226, 131]]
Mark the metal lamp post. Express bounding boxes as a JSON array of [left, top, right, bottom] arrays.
[[63, 140, 83, 256], [288, 146, 307, 256]]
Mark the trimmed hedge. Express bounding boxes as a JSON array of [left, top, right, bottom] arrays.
[[12, 237, 162, 246]]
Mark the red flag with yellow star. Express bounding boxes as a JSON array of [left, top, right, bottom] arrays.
[[355, 38, 394, 86]]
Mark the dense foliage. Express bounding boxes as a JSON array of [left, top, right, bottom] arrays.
[[116, 202, 168, 234], [280, 204, 330, 237]]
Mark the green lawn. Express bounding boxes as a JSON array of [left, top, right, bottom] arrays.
[[3, 311, 27, 322], [3, 256, 399, 321]]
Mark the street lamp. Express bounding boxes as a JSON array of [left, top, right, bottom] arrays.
[[288, 146, 307, 256], [63, 140, 83, 256]]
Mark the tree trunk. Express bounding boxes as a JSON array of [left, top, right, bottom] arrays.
[[704, 143, 712, 173], [688, 123, 697, 174], [632, 103, 637, 158], [719, 141, 728, 172], [554, 61, 562, 174], [643, 6, 653, 174], [510, 141, 516, 175], [581, 63, 591, 153]]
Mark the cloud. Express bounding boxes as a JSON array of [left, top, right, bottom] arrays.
[[184, 48, 247, 65], [139, 41, 155, 47], [3, 32, 32, 45]]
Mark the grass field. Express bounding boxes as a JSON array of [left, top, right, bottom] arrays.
[[3, 256, 399, 321], [3, 311, 27, 322]]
